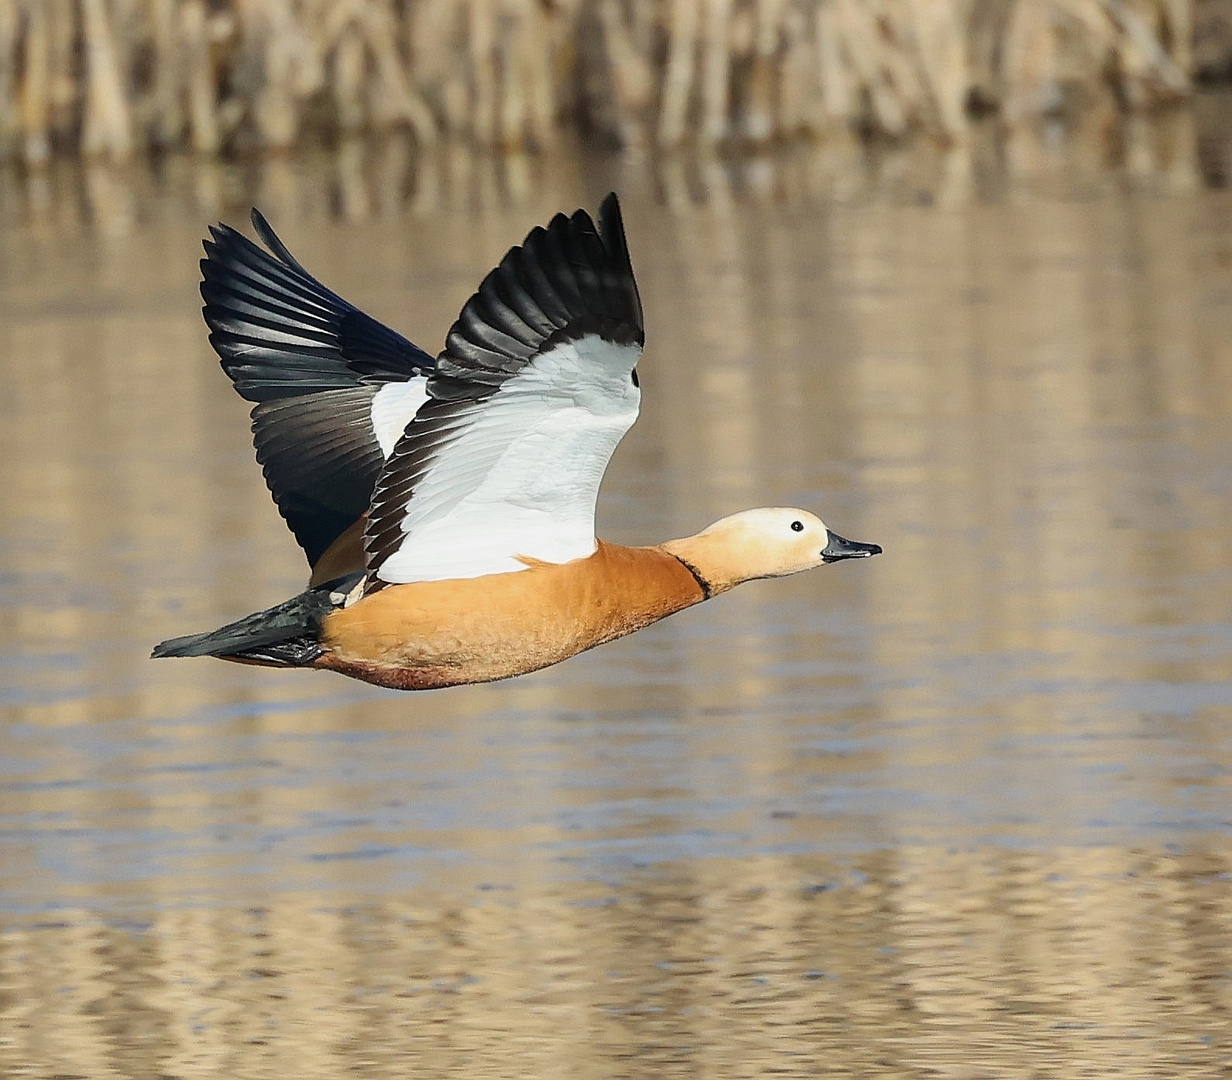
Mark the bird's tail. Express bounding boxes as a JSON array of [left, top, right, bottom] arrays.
[[152, 574, 359, 667]]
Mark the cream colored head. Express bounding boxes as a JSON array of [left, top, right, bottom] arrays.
[[661, 508, 881, 595]]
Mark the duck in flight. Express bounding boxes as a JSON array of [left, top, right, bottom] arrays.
[[152, 194, 881, 690]]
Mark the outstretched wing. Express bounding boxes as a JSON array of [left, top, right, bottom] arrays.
[[201, 211, 433, 567], [363, 193, 644, 590]]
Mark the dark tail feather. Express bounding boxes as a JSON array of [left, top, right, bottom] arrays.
[[152, 575, 358, 666]]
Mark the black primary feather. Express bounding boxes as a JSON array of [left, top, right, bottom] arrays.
[[202, 208, 435, 399]]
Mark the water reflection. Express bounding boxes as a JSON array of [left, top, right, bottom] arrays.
[[1, 112, 1232, 1075], [1, 850, 1229, 1077]]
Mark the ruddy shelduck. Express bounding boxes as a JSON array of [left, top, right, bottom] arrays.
[[153, 195, 881, 690]]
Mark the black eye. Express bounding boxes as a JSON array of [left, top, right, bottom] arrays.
[[631, 368, 639, 387], [791, 520, 804, 532]]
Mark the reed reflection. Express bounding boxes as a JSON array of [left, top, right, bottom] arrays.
[[0, 101, 1228, 241], [1, 848, 1230, 1077]]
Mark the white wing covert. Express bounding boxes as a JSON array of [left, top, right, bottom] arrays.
[[363, 193, 645, 589]]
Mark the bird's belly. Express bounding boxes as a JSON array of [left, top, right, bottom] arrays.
[[316, 594, 618, 690], [316, 620, 586, 690], [312, 545, 704, 691]]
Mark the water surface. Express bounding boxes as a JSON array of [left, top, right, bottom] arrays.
[[1, 122, 1231, 1076]]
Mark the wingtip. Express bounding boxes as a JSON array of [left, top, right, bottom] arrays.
[[246, 206, 275, 237], [595, 191, 641, 332], [202, 224, 228, 256], [597, 191, 623, 233], [249, 206, 274, 245], [249, 207, 311, 275]]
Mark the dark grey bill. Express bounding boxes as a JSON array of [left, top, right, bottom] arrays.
[[822, 530, 882, 563]]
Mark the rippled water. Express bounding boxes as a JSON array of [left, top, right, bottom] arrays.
[[2, 113, 1232, 1076]]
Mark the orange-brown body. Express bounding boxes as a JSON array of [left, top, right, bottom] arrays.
[[314, 542, 708, 690]]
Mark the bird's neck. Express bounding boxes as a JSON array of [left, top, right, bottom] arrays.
[[657, 533, 744, 597]]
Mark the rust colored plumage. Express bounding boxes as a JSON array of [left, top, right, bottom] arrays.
[[314, 542, 706, 690]]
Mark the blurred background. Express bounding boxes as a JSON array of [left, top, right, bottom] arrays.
[[2, 1, 1232, 1077]]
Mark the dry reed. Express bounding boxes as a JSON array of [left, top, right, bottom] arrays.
[[0, 0, 1207, 163]]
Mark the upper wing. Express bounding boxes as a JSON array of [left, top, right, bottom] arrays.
[[201, 211, 433, 567], [363, 193, 644, 589]]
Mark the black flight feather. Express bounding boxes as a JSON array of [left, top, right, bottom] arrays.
[[202, 209, 435, 399], [251, 387, 387, 565]]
